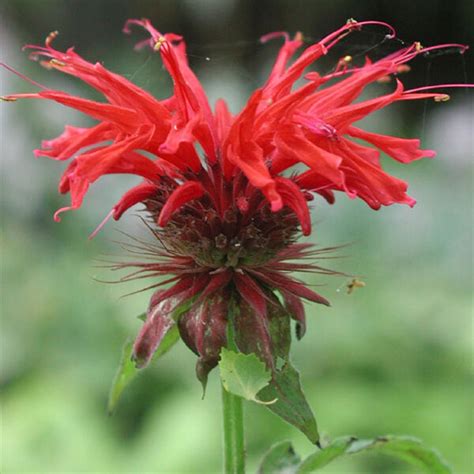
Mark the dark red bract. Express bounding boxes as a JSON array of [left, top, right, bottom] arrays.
[[3, 19, 470, 380]]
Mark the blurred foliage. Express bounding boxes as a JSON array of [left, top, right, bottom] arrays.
[[1, 0, 472, 473]]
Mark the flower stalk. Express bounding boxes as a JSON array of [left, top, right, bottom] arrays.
[[222, 383, 245, 474], [221, 307, 245, 474]]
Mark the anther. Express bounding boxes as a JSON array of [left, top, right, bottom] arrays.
[[294, 31, 304, 42], [40, 60, 54, 70], [434, 94, 450, 102], [45, 30, 59, 47], [396, 65, 411, 74], [49, 59, 66, 67], [415, 42, 423, 52], [0, 96, 17, 102], [343, 55, 352, 63], [154, 36, 167, 51], [376, 75, 392, 84]]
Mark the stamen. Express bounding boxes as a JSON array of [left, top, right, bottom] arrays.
[[39, 60, 54, 70], [89, 208, 115, 240], [260, 31, 291, 44], [404, 84, 474, 94], [434, 94, 450, 102], [396, 64, 411, 74], [346, 18, 359, 29], [154, 36, 167, 51], [294, 31, 304, 42], [376, 75, 392, 84], [396, 42, 468, 65], [322, 20, 397, 52], [49, 59, 66, 67], [0, 96, 17, 102], [0, 62, 46, 89], [45, 30, 59, 47]]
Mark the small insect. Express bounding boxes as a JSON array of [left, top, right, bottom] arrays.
[[346, 278, 366, 294], [337, 278, 366, 294]]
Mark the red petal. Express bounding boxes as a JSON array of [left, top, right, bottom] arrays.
[[260, 32, 303, 97], [157, 181, 206, 227], [332, 139, 416, 208], [274, 125, 343, 184], [348, 126, 436, 163], [275, 177, 311, 236], [234, 271, 267, 318], [198, 270, 233, 300], [324, 80, 404, 131], [215, 99, 233, 145], [53, 176, 89, 221], [35, 122, 114, 161], [37, 91, 141, 130], [249, 269, 330, 306], [281, 290, 306, 339], [113, 182, 158, 220]]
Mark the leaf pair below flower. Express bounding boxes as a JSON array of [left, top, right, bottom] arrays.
[[259, 435, 452, 473]]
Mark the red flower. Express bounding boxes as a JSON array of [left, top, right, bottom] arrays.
[[2, 20, 470, 380]]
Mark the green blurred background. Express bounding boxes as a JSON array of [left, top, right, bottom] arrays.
[[1, 0, 472, 472]]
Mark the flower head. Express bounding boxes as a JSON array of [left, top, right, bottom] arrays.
[[2, 19, 471, 381]]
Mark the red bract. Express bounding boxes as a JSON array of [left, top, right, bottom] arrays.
[[2, 19, 470, 379]]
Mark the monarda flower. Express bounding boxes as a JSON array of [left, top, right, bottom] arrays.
[[2, 19, 470, 386]]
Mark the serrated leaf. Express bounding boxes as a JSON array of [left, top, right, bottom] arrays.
[[297, 435, 451, 473], [258, 441, 301, 474], [218, 348, 274, 404], [258, 362, 319, 444], [107, 324, 179, 414]]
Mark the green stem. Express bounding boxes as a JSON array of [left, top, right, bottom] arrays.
[[222, 382, 245, 474], [222, 301, 245, 473]]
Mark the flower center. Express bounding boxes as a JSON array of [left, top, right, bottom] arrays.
[[144, 175, 300, 269]]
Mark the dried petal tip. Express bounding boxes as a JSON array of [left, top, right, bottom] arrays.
[[132, 300, 175, 368]]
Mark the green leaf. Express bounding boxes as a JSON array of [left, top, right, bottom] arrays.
[[258, 361, 319, 444], [107, 325, 179, 415], [297, 436, 355, 472], [297, 435, 451, 473], [218, 348, 274, 404], [258, 441, 301, 474]]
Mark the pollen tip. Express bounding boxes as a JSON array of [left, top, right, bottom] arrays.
[[50, 59, 66, 67], [396, 64, 411, 74], [45, 30, 59, 47], [376, 75, 392, 84], [154, 36, 167, 51], [434, 94, 450, 102]]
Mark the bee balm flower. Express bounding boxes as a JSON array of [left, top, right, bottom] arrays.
[[2, 19, 470, 382]]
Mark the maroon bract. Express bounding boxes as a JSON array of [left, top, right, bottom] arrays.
[[3, 19, 469, 380]]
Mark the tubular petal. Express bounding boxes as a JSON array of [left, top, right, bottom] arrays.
[[157, 181, 206, 227]]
